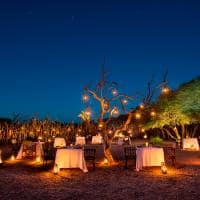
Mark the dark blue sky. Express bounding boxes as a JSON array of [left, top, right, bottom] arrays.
[[0, 0, 200, 122]]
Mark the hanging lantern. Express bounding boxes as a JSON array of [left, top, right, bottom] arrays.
[[111, 89, 118, 96], [150, 111, 156, 117], [161, 162, 168, 174], [161, 86, 170, 94], [82, 94, 89, 102], [122, 99, 128, 105], [135, 112, 141, 119], [141, 128, 145, 133], [139, 103, 145, 110]]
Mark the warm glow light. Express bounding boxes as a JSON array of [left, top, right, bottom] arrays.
[[112, 89, 118, 95], [150, 111, 156, 117], [144, 134, 147, 139], [0, 150, 2, 164], [128, 129, 132, 134], [36, 156, 41, 163], [85, 111, 91, 116], [135, 112, 141, 119], [141, 128, 145, 133], [139, 103, 145, 110], [83, 94, 89, 102], [48, 138, 52, 143], [98, 122, 104, 129], [119, 132, 123, 137], [54, 164, 60, 174], [11, 155, 15, 161], [145, 142, 149, 147], [104, 158, 109, 165], [122, 99, 128, 105], [108, 130, 113, 134], [78, 129, 82, 133], [162, 86, 170, 94], [161, 162, 168, 174], [38, 136, 42, 141]]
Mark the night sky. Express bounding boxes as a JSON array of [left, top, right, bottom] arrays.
[[0, 0, 200, 122]]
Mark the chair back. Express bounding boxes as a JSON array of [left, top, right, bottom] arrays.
[[124, 146, 136, 159]]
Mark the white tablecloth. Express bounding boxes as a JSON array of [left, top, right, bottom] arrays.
[[16, 142, 44, 160], [92, 136, 102, 144], [182, 138, 199, 150], [55, 149, 88, 172], [75, 137, 86, 145], [54, 137, 66, 148], [136, 147, 165, 171]]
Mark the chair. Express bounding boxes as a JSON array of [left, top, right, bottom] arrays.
[[42, 142, 56, 167], [84, 148, 96, 170], [22, 141, 36, 159], [124, 146, 136, 169], [163, 146, 176, 166]]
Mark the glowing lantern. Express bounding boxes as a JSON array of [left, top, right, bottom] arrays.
[[85, 111, 91, 116], [98, 122, 104, 129], [53, 164, 60, 174], [150, 111, 156, 117], [108, 130, 113, 134], [128, 129, 132, 134], [122, 99, 128, 105], [112, 89, 118, 96], [36, 156, 41, 163], [112, 107, 119, 116], [161, 162, 168, 174], [135, 112, 141, 119], [139, 103, 145, 110], [144, 134, 147, 139], [0, 150, 2, 164], [103, 158, 109, 165], [38, 136, 42, 142], [162, 86, 170, 94], [145, 142, 149, 147], [141, 128, 145, 133], [83, 94, 89, 102], [11, 155, 15, 161]]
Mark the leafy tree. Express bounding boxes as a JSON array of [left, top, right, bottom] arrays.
[[144, 77, 200, 141]]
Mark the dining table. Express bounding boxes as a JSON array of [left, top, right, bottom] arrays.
[[136, 146, 165, 171], [55, 148, 88, 172]]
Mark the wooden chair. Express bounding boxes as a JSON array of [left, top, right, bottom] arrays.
[[22, 141, 36, 159], [84, 148, 96, 170], [163, 146, 176, 166], [42, 142, 56, 167], [124, 146, 136, 169]]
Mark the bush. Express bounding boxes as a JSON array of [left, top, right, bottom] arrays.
[[150, 136, 163, 146]]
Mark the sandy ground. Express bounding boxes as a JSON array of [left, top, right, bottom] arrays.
[[0, 142, 200, 200]]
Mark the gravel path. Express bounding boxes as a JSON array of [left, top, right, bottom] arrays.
[[0, 144, 200, 200]]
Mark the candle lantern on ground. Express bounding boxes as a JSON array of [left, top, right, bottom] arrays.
[[54, 163, 59, 174], [161, 162, 168, 174], [0, 150, 2, 164]]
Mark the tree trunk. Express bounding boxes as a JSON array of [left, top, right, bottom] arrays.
[[103, 131, 115, 165]]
